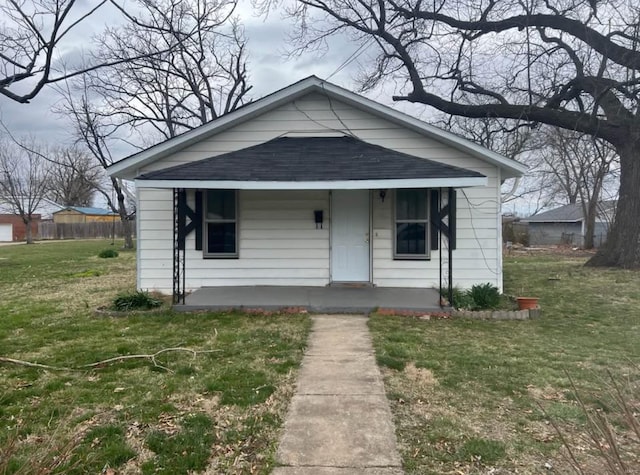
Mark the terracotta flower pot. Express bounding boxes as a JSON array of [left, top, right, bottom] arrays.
[[517, 297, 539, 310]]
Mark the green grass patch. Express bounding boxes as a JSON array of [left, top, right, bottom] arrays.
[[69, 269, 102, 278], [65, 425, 136, 474], [456, 437, 506, 464], [205, 367, 276, 406], [0, 240, 311, 474], [143, 414, 214, 474], [376, 354, 406, 371], [371, 254, 640, 473]]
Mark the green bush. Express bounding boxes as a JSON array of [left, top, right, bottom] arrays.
[[112, 290, 162, 311], [469, 283, 501, 310], [98, 248, 119, 258], [441, 287, 473, 308], [442, 283, 502, 310]]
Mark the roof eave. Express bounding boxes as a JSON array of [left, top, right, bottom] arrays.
[[135, 176, 488, 190], [523, 219, 582, 223]]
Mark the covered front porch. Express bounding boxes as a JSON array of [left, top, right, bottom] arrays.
[[174, 285, 443, 314]]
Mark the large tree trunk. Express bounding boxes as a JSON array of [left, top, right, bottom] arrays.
[[587, 142, 640, 267], [109, 177, 134, 250], [117, 190, 134, 250]]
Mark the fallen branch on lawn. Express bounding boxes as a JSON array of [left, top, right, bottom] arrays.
[[0, 357, 71, 371], [0, 347, 221, 373], [81, 347, 221, 372]]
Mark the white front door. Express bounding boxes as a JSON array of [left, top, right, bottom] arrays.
[[331, 190, 370, 282]]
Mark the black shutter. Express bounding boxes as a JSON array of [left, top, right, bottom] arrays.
[[430, 189, 440, 250], [448, 188, 457, 250], [194, 191, 203, 251], [178, 190, 204, 251], [429, 188, 457, 251], [177, 189, 188, 251]]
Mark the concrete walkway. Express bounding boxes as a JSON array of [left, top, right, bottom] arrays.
[[272, 314, 404, 475]]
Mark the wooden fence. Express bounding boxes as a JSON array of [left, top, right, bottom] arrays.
[[38, 220, 136, 240]]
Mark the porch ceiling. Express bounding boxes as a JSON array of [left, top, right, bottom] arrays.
[[136, 136, 487, 190]]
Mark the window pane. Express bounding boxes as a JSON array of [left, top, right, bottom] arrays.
[[207, 223, 236, 254], [206, 190, 235, 220], [396, 189, 427, 220], [396, 223, 426, 255]]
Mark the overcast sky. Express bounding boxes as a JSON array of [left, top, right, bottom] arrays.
[[0, 0, 418, 154]]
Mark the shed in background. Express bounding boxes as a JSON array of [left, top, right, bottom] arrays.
[[53, 207, 119, 224], [523, 202, 615, 247]]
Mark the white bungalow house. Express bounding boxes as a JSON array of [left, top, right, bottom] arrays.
[[108, 76, 526, 306]]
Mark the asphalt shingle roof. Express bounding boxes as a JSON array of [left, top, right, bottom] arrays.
[[137, 136, 485, 182], [526, 203, 584, 222], [525, 201, 617, 223]]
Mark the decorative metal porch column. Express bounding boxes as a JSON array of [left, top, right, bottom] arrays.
[[435, 187, 456, 308], [173, 189, 203, 305], [173, 188, 186, 304]]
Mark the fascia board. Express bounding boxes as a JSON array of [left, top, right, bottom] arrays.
[[135, 176, 488, 190]]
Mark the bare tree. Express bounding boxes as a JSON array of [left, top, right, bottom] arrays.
[[0, 139, 50, 243], [47, 147, 102, 206], [533, 127, 618, 248], [0, 0, 211, 104], [57, 0, 250, 249], [269, 0, 640, 268], [88, 0, 250, 144], [59, 91, 136, 249]]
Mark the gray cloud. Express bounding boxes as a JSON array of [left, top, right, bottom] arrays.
[[0, 2, 389, 156]]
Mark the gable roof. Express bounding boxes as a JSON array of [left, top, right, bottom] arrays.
[[109, 76, 527, 180], [137, 136, 486, 190], [526, 203, 584, 223], [54, 206, 117, 216], [525, 201, 616, 223]]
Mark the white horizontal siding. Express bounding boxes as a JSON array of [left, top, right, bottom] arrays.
[[371, 182, 501, 290], [137, 187, 173, 292], [137, 188, 331, 293]]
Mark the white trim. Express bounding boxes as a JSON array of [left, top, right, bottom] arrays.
[[393, 189, 430, 260], [203, 189, 239, 258], [135, 177, 488, 190], [109, 76, 527, 180]]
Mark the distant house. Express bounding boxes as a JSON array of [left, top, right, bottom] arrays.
[[524, 202, 615, 247], [0, 197, 64, 242], [0, 214, 41, 242], [52, 206, 119, 224]]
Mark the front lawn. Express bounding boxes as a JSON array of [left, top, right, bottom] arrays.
[[0, 240, 310, 474], [371, 254, 640, 474]]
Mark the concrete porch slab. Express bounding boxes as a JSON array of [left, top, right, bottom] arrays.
[[175, 285, 442, 313]]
